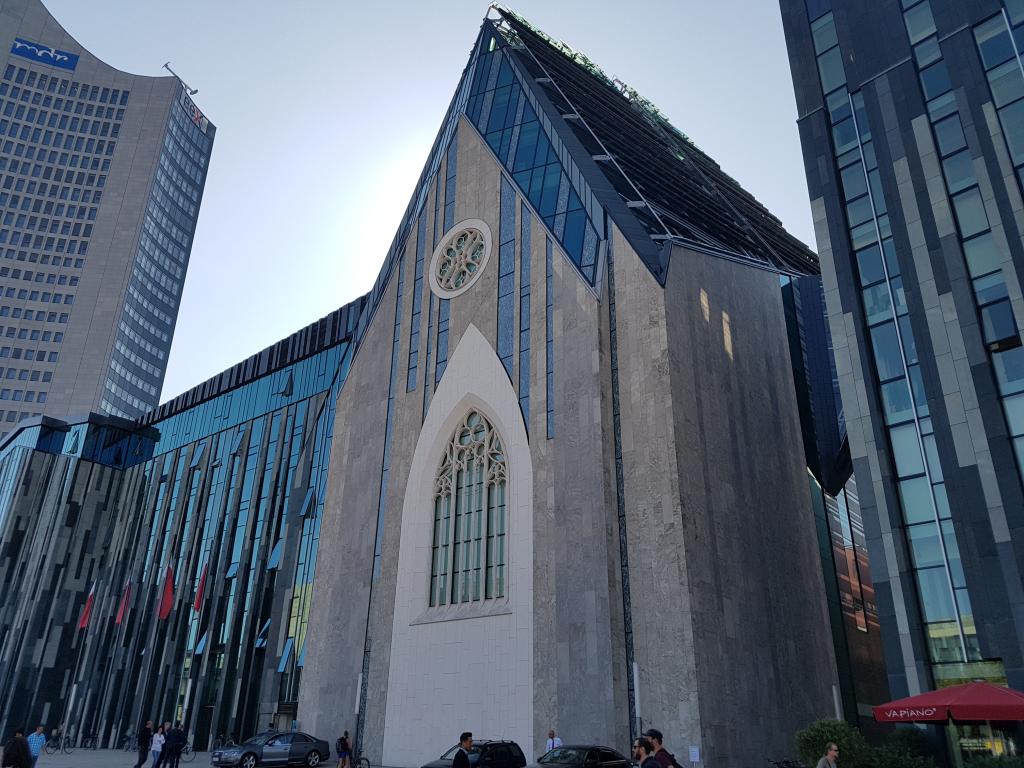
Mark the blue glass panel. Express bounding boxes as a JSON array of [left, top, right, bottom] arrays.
[[465, 46, 601, 285]]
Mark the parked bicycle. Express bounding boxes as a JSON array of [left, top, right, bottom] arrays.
[[181, 741, 197, 762], [122, 733, 138, 751], [212, 734, 237, 750], [44, 733, 74, 755], [79, 732, 100, 749]]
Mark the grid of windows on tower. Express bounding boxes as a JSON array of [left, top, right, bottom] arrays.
[[806, 4, 987, 678]]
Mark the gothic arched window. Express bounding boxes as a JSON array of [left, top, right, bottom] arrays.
[[429, 410, 507, 606]]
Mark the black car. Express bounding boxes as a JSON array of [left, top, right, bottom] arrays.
[[422, 740, 527, 768], [531, 746, 631, 768], [210, 731, 330, 768]]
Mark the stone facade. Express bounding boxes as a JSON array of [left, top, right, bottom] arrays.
[[300, 110, 838, 767]]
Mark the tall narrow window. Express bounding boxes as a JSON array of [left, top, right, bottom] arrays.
[[430, 410, 507, 606]]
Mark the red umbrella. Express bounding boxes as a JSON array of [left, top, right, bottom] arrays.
[[873, 682, 1024, 722]]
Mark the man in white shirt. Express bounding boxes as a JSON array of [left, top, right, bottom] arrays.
[[545, 730, 563, 752]]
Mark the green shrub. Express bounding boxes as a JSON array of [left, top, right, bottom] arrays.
[[795, 720, 873, 768], [884, 727, 936, 759], [871, 746, 935, 768]]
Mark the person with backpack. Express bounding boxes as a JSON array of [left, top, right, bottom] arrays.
[[643, 729, 680, 768], [335, 731, 351, 768]]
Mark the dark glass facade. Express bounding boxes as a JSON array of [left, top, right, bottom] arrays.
[[0, 301, 361, 747], [781, 0, 1024, 702]]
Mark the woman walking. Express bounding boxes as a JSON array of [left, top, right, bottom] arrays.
[[151, 724, 166, 768]]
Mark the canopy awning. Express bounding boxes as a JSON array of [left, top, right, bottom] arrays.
[[873, 682, 1024, 722]]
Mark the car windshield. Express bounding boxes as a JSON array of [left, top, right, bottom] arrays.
[[441, 745, 483, 759], [242, 734, 274, 746], [540, 749, 587, 764]]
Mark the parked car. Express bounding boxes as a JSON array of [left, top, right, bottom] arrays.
[[210, 731, 330, 767], [531, 746, 631, 768], [421, 740, 527, 768]]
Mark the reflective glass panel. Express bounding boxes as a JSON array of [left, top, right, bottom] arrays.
[[881, 378, 915, 425], [933, 115, 967, 157], [871, 321, 905, 381], [975, 15, 1016, 69], [962, 232, 1002, 278], [905, 2, 937, 44], [900, 476, 934, 524], [863, 283, 893, 325], [891, 422, 925, 478], [917, 566, 956, 622], [942, 151, 976, 194], [951, 188, 990, 238]]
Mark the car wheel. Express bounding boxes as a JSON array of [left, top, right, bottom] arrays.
[[306, 751, 322, 766], [241, 753, 259, 768]]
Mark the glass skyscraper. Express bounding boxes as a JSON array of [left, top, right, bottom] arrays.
[[781, 0, 1024, 706], [0, 0, 214, 429]]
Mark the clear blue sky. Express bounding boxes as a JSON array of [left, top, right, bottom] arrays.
[[43, 0, 812, 403]]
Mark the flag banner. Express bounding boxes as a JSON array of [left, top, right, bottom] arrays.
[[158, 565, 174, 620], [77, 582, 96, 630], [193, 563, 208, 612], [114, 582, 131, 625]]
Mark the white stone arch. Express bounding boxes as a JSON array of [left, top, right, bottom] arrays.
[[383, 323, 534, 766]]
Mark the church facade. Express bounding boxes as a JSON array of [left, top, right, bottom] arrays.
[[299, 9, 839, 767]]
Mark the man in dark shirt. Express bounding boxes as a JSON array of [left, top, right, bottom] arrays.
[[643, 729, 675, 768], [452, 732, 473, 768], [164, 721, 186, 768], [632, 738, 659, 768], [134, 720, 154, 768]]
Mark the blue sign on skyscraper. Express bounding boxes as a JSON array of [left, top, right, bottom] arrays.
[[9, 38, 78, 71]]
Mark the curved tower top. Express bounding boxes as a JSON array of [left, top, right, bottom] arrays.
[[0, 0, 216, 431]]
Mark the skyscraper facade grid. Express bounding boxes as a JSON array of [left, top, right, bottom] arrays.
[[781, 0, 1024, 704], [0, 0, 214, 430]]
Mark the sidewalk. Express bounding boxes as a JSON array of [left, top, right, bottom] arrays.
[[7, 748, 209, 766]]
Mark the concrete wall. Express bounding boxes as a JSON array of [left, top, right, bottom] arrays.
[[663, 245, 839, 765]]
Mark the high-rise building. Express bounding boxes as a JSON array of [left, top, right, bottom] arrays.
[[0, 0, 214, 428], [781, 0, 1024, 725]]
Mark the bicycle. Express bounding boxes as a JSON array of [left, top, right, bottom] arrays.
[[79, 733, 100, 749], [122, 734, 138, 751], [213, 734, 237, 750], [354, 754, 370, 768], [44, 734, 75, 755], [181, 741, 197, 762]]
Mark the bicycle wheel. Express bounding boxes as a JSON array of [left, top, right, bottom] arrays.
[[44, 741, 57, 755], [62, 739, 75, 755], [356, 756, 370, 768], [181, 744, 196, 763]]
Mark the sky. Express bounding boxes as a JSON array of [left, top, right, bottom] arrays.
[[42, 0, 813, 403]]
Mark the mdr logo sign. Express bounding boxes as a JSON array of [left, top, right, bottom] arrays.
[[9, 37, 79, 71]]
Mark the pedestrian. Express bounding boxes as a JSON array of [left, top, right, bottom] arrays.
[[632, 737, 659, 768], [545, 730, 563, 752], [453, 732, 473, 768], [336, 731, 351, 768], [815, 743, 839, 768], [2, 730, 32, 768], [150, 725, 165, 768], [134, 720, 154, 768], [163, 721, 185, 768], [25, 727, 44, 768], [643, 729, 677, 768]]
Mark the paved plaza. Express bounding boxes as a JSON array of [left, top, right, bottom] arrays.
[[1, 748, 210, 767]]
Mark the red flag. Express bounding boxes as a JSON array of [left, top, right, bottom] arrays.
[[193, 563, 208, 612], [77, 582, 96, 630], [157, 565, 174, 620], [114, 582, 131, 625]]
